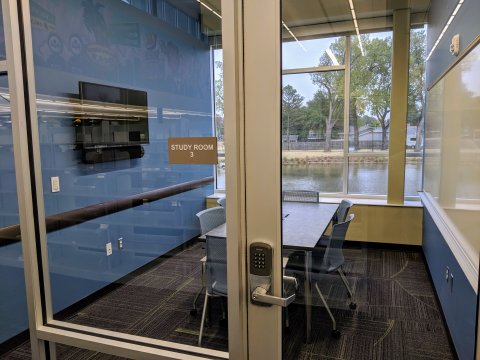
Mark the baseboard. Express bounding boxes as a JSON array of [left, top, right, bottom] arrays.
[[343, 240, 422, 252], [0, 330, 30, 356]]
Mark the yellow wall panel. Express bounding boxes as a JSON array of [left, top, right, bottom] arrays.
[[346, 205, 422, 245]]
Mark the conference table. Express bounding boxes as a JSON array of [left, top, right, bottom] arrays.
[[205, 202, 339, 342]]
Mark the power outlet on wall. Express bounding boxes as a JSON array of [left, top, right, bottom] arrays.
[[106, 242, 113, 256], [118, 238, 124, 250]]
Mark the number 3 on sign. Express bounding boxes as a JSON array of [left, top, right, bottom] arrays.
[[190, 152, 194, 158]]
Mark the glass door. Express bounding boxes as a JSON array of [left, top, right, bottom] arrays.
[[3, 0, 246, 359]]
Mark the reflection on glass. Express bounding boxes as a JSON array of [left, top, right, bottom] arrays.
[[29, 0, 226, 352], [282, 37, 345, 69]]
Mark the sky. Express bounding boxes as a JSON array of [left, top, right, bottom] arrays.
[[214, 32, 393, 106]]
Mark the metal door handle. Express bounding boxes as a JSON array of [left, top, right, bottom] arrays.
[[251, 286, 296, 307]]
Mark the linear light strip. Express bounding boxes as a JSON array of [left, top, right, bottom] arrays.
[[348, 0, 365, 56], [282, 21, 307, 52], [197, 0, 222, 19], [425, 0, 464, 61], [325, 48, 340, 66]]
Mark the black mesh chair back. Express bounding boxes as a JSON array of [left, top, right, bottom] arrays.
[[282, 190, 319, 203], [318, 214, 354, 273], [333, 199, 353, 224], [205, 235, 228, 296], [217, 197, 226, 208]]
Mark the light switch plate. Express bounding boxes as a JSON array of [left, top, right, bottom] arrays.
[[51, 176, 60, 193], [106, 242, 113, 256]]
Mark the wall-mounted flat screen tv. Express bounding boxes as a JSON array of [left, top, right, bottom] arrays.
[[75, 82, 149, 149]]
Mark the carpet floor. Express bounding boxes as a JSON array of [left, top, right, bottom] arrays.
[[0, 242, 456, 360]]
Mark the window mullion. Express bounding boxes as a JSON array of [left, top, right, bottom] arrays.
[[343, 36, 351, 195]]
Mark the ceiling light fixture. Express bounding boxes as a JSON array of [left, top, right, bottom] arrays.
[[282, 21, 307, 52], [326, 48, 340, 65], [425, 0, 464, 61], [348, 0, 365, 56], [197, 0, 222, 19]]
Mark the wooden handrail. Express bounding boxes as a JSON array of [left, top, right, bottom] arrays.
[[0, 176, 214, 247]]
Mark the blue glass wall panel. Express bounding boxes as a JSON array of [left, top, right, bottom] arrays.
[[29, 0, 214, 314], [0, 3, 29, 345]]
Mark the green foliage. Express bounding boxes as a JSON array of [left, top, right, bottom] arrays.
[[408, 29, 426, 126], [215, 60, 224, 117], [282, 85, 305, 146]]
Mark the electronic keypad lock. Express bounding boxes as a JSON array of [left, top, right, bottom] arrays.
[[249, 242, 296, 307]]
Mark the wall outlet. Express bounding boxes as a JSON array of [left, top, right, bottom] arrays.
[[106, 242, 113, 256], [50, 176, 60, 193], [118, 238, 124, 250], [445, 266, 450, 282]]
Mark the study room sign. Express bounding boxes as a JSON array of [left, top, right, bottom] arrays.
[[168, 137, 218, 164]]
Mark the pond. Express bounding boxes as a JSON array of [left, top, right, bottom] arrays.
[[217, 163, 423, 196]]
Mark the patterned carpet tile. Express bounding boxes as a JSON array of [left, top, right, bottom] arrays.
[[0, 244, 455, 360]]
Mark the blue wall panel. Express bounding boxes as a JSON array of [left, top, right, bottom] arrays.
[[426, 0, 480, 87], [0, 0, 214, 343], [423, 209, 477, 360]]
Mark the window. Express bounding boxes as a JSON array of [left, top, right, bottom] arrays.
[[405, 27, 427, 197], [348, 32, 392, 195], [282, 37, 345, 70], [214, 48, 225, 190], [282, 72, 345, 194], [282, 32, 395, 197]]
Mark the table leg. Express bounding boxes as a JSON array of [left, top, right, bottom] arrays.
[[304, 250, 312, 343]]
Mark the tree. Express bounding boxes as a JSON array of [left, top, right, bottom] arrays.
[[282, 85, 304, 149], [214, 60, 224, 140], [214, 60, 224, 117], [349, 35, 373, 150], [408, 29, 426, 151], [310, 43, 345, 151], [303, 91, 328, 140], [365, 37, 392, 150]]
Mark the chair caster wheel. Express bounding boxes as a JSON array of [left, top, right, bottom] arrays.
[[332, 330, 341, 338], [349, 302, 357, 310], [190, 309, 198, 316]]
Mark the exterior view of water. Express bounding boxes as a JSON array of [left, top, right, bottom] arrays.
[[216, 163, 422, 197]]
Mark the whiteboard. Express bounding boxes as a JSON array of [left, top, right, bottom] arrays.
[[425, 42, 480, 253]]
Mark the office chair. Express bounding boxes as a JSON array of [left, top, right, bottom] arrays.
[[191, 207, 226, 316], [316, 199, 353, 247], [197, 206, 226, 235], [284, 214, 356, 337], [199, 235, 298, 346], [217, 197, 226, 208], [282, 190, 319, 203], [198, 234, 228, 346], [311, 214, 356, 337]]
